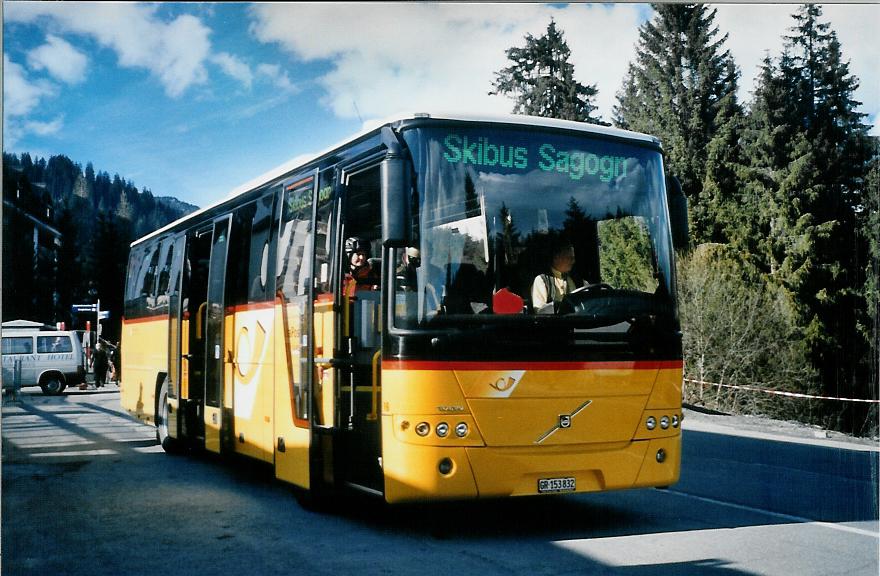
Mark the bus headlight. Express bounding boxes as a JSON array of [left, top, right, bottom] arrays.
[[672, 414, 680, 428], [415, 422, 431, 437], [646, 416, 656, 430], [435, 422, 449, 438], [455, 422, 469, 438], [660, 416, 670, 429]]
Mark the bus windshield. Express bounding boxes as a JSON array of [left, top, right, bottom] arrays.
[[394, 124, 676, 331]]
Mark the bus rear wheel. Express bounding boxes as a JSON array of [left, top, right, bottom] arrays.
[[156, 379, 181, 453]]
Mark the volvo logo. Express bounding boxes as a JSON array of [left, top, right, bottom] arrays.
[[535, 399, 592, 444]]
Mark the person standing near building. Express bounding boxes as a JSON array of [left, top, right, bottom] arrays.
[[92, 341, 109, 389]]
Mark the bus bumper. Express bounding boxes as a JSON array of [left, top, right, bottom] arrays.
[[382, 432, 680, 503]]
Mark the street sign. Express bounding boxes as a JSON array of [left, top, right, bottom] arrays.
[[72, 304, 97, 313], [98, 310, 111, 320]]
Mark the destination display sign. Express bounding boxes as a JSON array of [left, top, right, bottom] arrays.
[[441, 133, 631, 183]]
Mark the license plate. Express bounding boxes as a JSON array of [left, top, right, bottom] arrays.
[[538, 476, 576, 493]]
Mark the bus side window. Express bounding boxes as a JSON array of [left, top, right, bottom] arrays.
[[156, 241, 175, 307], [277, 181, 314, 298], [125, 247, 145, 303], [314, 172, 334, 295], [125, 246, 146, 318], [227, 203, 256, 308], [141, 248, 160, 299], [248, 194, 274, 303]]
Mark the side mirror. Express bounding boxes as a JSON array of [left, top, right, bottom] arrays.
[[381, 146, 410, 248], [666, 175, 689, 250]]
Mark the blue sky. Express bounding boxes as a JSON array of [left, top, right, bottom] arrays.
[[4, 3, 878, 210]]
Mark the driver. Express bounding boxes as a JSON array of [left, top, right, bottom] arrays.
[[531, 241, 579, 313]]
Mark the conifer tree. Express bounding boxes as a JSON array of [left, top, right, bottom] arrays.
[[739, 5, 873, 420], [116, 190, 133, 220], [85, 162, 96, 194], [54, 198, 84, 325], [861, 148, 879, 405], [700, 59, 750, 248], [614, 4, 739, 243], [73, 174, 90, 200], [491, 19, 602, 124]]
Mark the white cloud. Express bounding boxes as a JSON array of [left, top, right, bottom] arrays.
[[6, 3, 211, 97], [212, 52, 253, 89], [155, 14, 211, 97], [248, 3, 876, 133], [3, 55, 56, 117], [256, 63, 298, 93], [208, 54, 300, 93], [3, 56, 62, 148], [247, 3, 642, 123], [25, 116, 65, 136], [27, 34, 89, 85]]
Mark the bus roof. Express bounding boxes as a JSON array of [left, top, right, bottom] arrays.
[[131, 112, 661, 247]]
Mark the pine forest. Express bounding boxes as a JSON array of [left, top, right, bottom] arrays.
[[3, 151, 197, 341]]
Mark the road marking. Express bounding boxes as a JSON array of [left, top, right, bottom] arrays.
[[31, 449, 117, 457], [667, 489, 880, 539]]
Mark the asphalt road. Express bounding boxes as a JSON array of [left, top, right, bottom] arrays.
[[2, 387, 878, 576]]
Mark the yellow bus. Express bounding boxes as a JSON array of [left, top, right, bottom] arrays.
[[121, 113, 688, 503]]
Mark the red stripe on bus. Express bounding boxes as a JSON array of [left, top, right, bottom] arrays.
[[225, 301, 276, 315], [122, 315, 166, 326], [382, 360, 683, 371]]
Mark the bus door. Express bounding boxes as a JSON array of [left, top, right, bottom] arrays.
[[337, 163, 384, 494], [166, 234, 186, 440], [274, 174, 320, 489], [180, 226, 213, 444], [203, 215, 233, 454]]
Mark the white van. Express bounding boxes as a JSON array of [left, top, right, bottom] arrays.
[[1, 327, 86, 395]]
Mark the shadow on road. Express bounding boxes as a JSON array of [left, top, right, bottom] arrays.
[[3, 389, 874, 576]]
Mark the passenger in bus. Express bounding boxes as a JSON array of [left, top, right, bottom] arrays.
[[395, 247, 421, 290], [396, 246, 443, 314], [531, 241, 581, 314], [343, 236, 380, 296]]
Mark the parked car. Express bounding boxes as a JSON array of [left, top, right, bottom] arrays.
[[1, 326, 86, 395]]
